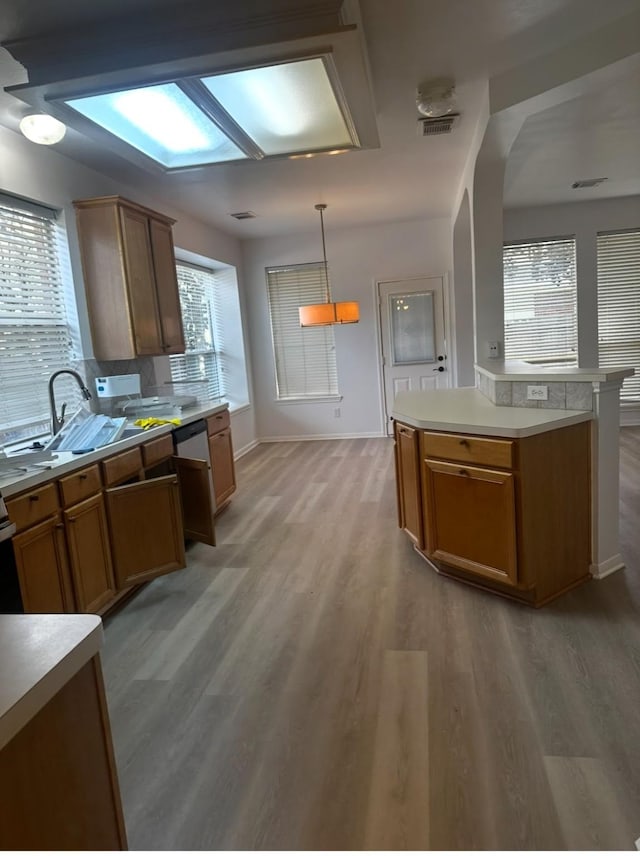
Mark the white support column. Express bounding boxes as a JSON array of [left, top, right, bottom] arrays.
[[590, 379, 626, 578]]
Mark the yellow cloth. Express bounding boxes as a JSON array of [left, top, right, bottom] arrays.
[[133, 417, 181, 429]]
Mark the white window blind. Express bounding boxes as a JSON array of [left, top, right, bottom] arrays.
[[503, 237, 577, 365], [597, 229, 640, 402], [266, 262, 339, 399], [0, 195, 79, 442], [170, 261, 223, 400]]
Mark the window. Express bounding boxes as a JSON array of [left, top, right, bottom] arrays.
[[266, 263, 339, 400], [503, 237, 577, 365], [170, 261, 224, 400], [0, 195, 79, 444], [597, 229, 640, 402]]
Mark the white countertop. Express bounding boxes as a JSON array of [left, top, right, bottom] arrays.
[[0, 614, 103, 751], [476, 361, 634, 384], [392, 388, 593, 437], [0, 400, 228, 498]]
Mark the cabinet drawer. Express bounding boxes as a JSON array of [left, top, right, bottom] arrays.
[[101, 446, 143, 487], [142, 434, 174, 469], [206, 409, 230, 436], [422, 431, 514, 469], [58, 464, 102, 507], [6, 483, 60, 532]]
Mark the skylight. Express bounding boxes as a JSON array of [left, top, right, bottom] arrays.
[[201, 58, 352, 155], [62, 57, 355, 170], [65, 83, 246, 168]]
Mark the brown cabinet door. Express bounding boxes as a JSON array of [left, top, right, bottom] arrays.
[[64, 495, 117, 613], [12, 515, 75, 613], [0, 657, 128, 850], [394, 422, 424, 547], [105, 474, 186, 588], [208, 428, 236, 508], [149, 218, 185, 354], [423, 459, 518, 585], [119, 206, 162, 355], [172, 456, 216, 545]]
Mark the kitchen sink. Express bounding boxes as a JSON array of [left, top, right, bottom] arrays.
[[118, 427, 146, 440]]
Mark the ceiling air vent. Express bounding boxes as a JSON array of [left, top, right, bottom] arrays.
[[571, 177, 608, 189], [418, 114, 459, 136], [229, 211, 257, 220]]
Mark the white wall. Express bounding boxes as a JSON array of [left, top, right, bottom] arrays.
[[452, 189, 475, 386], [241, 217, 452, 440], [504, 195, 640, 368], [0, 125, 257, 453]]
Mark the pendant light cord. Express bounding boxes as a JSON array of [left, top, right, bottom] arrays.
[[316, 203, 331, 303]]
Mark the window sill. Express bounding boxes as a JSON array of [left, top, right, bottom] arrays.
[[276, 396, 343, 406]]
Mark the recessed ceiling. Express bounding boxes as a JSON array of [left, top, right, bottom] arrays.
[[504, 68, 640, 208], [0, 0, 638, 239]]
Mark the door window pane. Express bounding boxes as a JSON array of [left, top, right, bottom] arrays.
[[389, 292, 435, 365]]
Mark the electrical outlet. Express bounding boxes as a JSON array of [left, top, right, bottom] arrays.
[[527, 385, 548, 401], [487, 341, 500, 359], [334, 407, 341, 418]]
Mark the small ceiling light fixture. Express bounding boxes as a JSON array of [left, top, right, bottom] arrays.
[[298, 204, 359, 327], [19, 113, 67, 145]]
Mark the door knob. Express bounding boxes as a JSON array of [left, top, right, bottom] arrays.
[[433, 366, 445, 372]]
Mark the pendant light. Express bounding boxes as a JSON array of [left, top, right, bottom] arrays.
[[298, 203, 359, 327]]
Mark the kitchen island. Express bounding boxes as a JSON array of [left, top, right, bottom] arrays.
[[0, 614, 126, 849], [393, 387, 594, 606], [393, 361, 634, 606]]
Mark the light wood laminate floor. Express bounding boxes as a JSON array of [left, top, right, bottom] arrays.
[[102, 432, 640, 850]]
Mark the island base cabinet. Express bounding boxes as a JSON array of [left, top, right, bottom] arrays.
[[394, 421, 424, 547], [393, 419, 592, 607], [0, 655, 127, 850], [106, 474, 186, 588]]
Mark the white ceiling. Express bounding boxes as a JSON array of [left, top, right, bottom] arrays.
[[0, 0, 638, 238]]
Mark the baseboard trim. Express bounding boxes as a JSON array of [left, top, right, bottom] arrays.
[[257, 432, 387, 442], [234, 439, 260, 459], [590, 554, 625, 579]]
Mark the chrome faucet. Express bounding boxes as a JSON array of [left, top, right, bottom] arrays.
[[48, 370, 92, 434]]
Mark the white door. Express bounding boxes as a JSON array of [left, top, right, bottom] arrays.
[[378, 276, 449, 435]]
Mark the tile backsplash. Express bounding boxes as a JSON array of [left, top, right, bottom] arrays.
[[475, 370, 594, 411]]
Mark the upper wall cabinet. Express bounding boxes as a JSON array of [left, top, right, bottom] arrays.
[[74, 196, 185, 360]]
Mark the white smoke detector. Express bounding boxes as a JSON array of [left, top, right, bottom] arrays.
[[416, 81, 456, 118]]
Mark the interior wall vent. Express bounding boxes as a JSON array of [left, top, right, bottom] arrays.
[[230, 211, 257, 220], [418, 114, 459, 136], [571, 177, 608, 189]]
